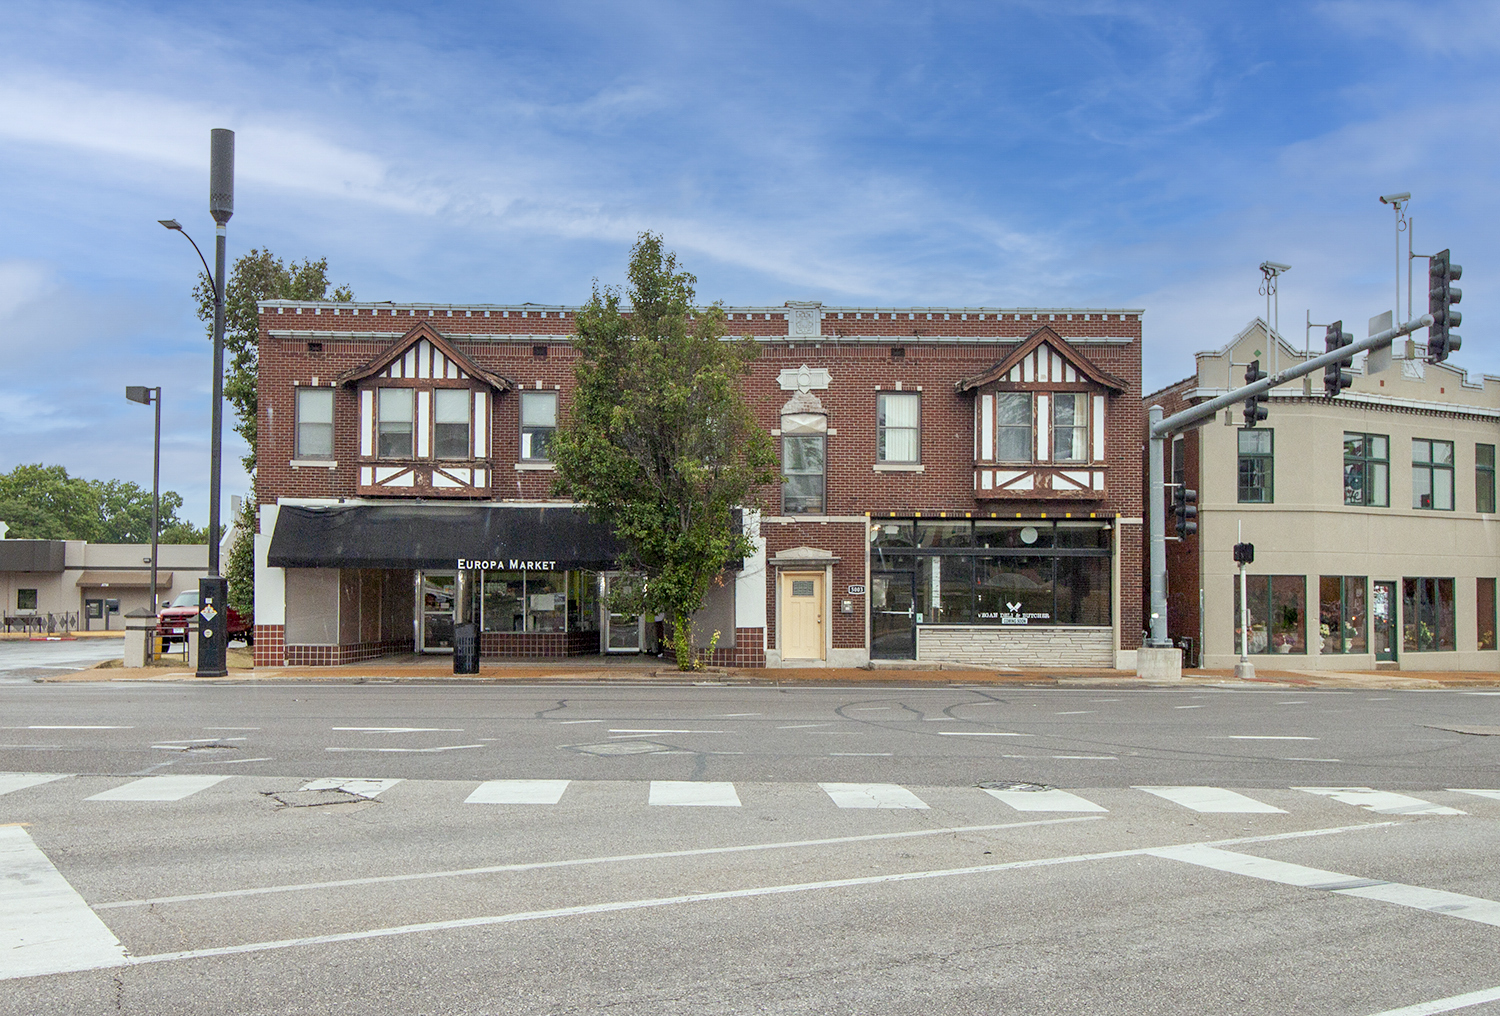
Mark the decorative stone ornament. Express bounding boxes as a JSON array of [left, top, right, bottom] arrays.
[[786, 301, 822, 338], [777, 363, 832, 392]]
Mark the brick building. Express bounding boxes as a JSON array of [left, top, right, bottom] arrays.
[[253, 299, 1146, 668]]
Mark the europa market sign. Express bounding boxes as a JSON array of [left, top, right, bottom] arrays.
[[456, 558, 557, 571]]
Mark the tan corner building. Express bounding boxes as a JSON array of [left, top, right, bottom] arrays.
[[1150, 319, 1500, 672]]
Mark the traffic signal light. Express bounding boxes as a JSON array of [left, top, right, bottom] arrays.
[[1323, 320, 1353, 398], [1429, 248, 1462, 363], [1172, 485, 1198, 539], [1242, 359, 1269, 427], [1233, 542, 1255, 565]]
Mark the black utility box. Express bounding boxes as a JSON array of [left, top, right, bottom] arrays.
[[453, 622, 480, 674]]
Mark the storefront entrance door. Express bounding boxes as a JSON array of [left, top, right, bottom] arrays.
[[1373, 581, 1397, 662], [871, 572, 915, 660], [419, 572, 456, 653], [603, 573, 644, 653], [781, 572, 825, 661]]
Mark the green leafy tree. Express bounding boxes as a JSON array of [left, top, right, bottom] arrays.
[[0, 465, 207, 542], [225, 493, 255, 617], [551, 234, 776, 670], [194, 250, 353, 474]]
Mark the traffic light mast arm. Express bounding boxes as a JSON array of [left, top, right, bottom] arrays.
[[1149, 312, 1433, 440]]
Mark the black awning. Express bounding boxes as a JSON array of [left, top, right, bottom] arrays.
[[267, 504, 623, 571]]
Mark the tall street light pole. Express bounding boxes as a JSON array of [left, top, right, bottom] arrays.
[[160, 128, 234, 677], [124, 386, 162, 618]]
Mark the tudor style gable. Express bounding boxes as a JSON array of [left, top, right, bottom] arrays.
[[956, 327, 1126, 500], [338, 322, 515, 498]]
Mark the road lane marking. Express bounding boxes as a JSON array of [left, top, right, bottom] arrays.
[[820, 783, 928, 809], [0, 826, 126, 980], [1367, 983, 1500, 1015], [982, 788, 1107, 813], [300, 779, 402, 799], [556, 720, 602, 724], [23, 726, 133, 730], [203, 727, 259, 731], [100, 822, 1389, 972], [331, 727, 463, 733], [649, 782, 741, 807], [1174, 705, 1205, 710], [1283, 758, 1341, 763], [1449, 789, 1500, 802], [1135, 786, 1286, 814], [1150, 844, 1500, 928], [191, 757, 274, 765], [1215, 735, 1318, 740], [0, 774, 69, 797], [830, 752, 893, 757], [465, 780, 570, 805], [1053, 755, 1116, 760], [713, 713, 761, 718], [1055, 711, 1093, 715], [325, 745, 484, 753], [608, 729, 724, 734], [86, 775, 232, 802], [936, 731, 1029, 737], [777, 723, 830, 729], [1294, 787, 1465, 816]]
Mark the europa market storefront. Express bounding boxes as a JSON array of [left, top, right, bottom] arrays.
[[257, 502, 645, 665]]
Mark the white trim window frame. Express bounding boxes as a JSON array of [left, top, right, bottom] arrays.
[[295, 387, 334, 460], [377, 387, 415, 459], [877, 392, 920, 464], [1051, 392, 1088, 463], [993, 392, 1033, 463], [433, 388, 472, 459], [520, 391, 558, 462]]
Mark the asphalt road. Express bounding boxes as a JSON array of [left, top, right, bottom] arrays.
[[3, 681, 1499, 1014]]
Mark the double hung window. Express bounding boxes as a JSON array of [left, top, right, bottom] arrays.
[[1477, 444, 1495, 514], [520, 392, 558, 461], [782, 435, 826, 513], [1237, 429, 1273, 503], [994, 393, 1032, 462], [1052, 393, 1088, 462], [377, 388, 414, 458], [877, 393, 920, 463], [1412, 439, 1455, 510], [433, 389, 471, 459], [295, 388, 334, 459], [1343, 433, 1388, 506]]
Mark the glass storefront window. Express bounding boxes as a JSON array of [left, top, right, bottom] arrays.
[[482, 573, 526, 633], [1055, 523, 1110, 549], [569, 571, 600, 633], [1403, 577, 1455, 651], [526, 572, 568, 632], [1233, 575, 1306, 654], [976, 557, 1053, 623], [1055, 556, 1109, 625], [975, 521, 1054, 549], [1318, 576, 1367, 654], [916, 556, 973, 624], [915, 521, 971, 548], [870, 520, 914, 548]]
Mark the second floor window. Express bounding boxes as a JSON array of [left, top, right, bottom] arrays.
[[1343, 433, 1388, 506], [1412, 439, 1454, 510], [1052, 393, 1087, 462], [995, 393, 1032, 462], [1478, 444, 1495, 513], [433, 389, 471, 459], [1238, 429, 1273, 503], [877, 393, 920, 463], [296, 388, 334, 459], [377, 388, 414, 458], [782, 434, 825, 513], [520, 391, 557, 461]]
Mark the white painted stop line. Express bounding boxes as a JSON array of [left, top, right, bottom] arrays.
[[465, 780, 570, 804], [0, 825, 126, 980], [0, 773, 69, 798], [982, 788, 1107, 813], [649, 781, 741, 807], [86, 775, 232, 802], [1136, 786, 1286, 814], [1294, 787, 1465, 816], [820, 783, 929, 809]]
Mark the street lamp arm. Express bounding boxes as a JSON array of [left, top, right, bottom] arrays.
[[159, 220, 219, 299]]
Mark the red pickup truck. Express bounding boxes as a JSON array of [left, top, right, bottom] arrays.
[[157, 589, 253, 645]]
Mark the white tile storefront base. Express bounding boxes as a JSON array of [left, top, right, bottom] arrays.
[[917, 625, 1114, 667]]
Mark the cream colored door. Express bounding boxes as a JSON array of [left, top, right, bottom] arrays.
[[782, 572, 825, 660]]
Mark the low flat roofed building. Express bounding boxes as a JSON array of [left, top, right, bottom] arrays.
[[1150, 319, 1500, 672], [0, 539, 208, 631]]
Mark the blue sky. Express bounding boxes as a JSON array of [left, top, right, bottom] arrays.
[[1, 0, 1497, 524]]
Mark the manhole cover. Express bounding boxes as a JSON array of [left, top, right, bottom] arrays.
[[566, 740, 677, 756], [977, 781, 1053, 792]]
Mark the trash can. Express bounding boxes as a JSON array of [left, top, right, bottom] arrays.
[[453, 622, 480, 675]]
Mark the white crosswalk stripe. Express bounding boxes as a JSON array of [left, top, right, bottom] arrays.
[[1449, 789, 1500, 803], [85, 775, 232, 802], [820, 783, 929, 809], [0, 826, 126, 980], [299, 778, 402, 799], [465, 779, 570, 805], [981, 788, 1107, 812], [649, 781, 741, 807], [0, 773, 70, 797], [1136, 786, 1286, 814], [1293, 787, 1465, 816]]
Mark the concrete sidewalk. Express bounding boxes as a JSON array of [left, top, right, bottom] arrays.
[[40, 654, 1500, 689]]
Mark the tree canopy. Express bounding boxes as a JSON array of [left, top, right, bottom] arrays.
[[194, 249, 352, 475], [551, 234, 776, 669], [0, 463, 206, 543]]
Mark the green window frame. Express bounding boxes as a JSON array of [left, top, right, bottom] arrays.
[[1318, 576, 1367, 654], [1237, 429, 1273, 503], [1343, 433, 1388, 507], [1478, 577, 1496, 651], [1233, 574, 1306, 654], [1477, 444, 1495, 514], [1412, 439, 1455, 510], [1402, 577, 1455, 651]]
